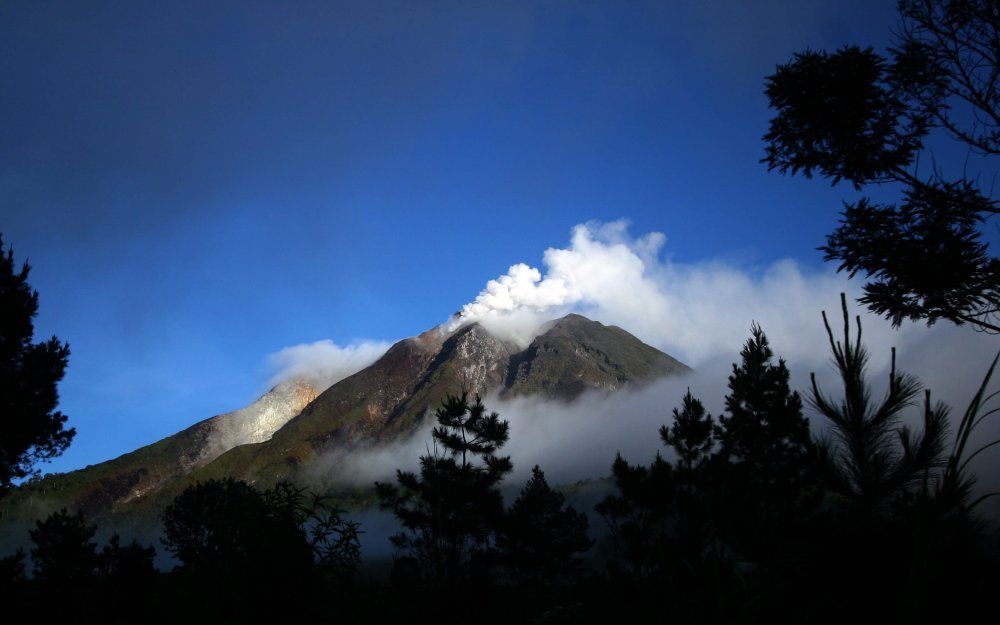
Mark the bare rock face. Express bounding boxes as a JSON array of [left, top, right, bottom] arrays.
[[191, 379, 320, 466], [435, 323, 516, 395]]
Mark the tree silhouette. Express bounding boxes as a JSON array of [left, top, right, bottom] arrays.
[[660, 390, 715, 472], [800, 293, 1000, 623], [99, 534, 156, 580], [595, 451, 676, 579], [29, 508, 99, 583], [264, 481, 362, 579], [896, 0, 1000, 156], [160, 478, 360, 621], [0, 233, 74, 495], [763, 2, 1000, 333], [498, 465, 591, 585], [597, 390, 718, 580], [597, 389, 743, 623], [162, 478, 321, 578], [95, 534, 158, 619], [0, 548, 25, 586], [809, 294, 948, 520], [715, 323, 814, 531], [376, 392, 512, 584]]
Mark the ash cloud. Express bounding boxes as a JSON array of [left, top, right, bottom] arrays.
[[266, 339, 392, 391]]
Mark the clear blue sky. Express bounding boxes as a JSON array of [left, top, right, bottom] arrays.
[[2, 0, 986, 474]]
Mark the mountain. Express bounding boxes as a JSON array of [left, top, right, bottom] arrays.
[[1, 314, 689, 524]]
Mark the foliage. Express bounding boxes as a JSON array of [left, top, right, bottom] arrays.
[[595, 451, 677, 579], [162, 478, 360, 581], [29, 508, 99, 582], [764, 46, 926, 187], [809, 294, 948, 518], [0, 548, 25, 586], [716, 324, 814, 508], [823, 182, 1000, 330], [0, 233, 74, 494], [597, 387, 722, 579], [264, 480, 363, 579], [498, 465, 591, 584], [660, 390, 715, 471], [935, 351, 1000, 513], [763, 1, 1000, 333], [98, 534, 157, 580]]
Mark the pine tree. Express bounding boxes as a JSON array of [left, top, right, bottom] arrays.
[[0, 233, 74, 494], [809, 294, 947, 519], [597, 390, 717, 579], [716, 323, 813, 510], [660, 390, 715, 472], [376, 392, 512, 584], [29, 508, 99, 583], [595, 452, 676, 579], [498, 465, 591, 585]]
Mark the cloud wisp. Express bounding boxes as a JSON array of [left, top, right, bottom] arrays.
[[266, 339, 392, 391]]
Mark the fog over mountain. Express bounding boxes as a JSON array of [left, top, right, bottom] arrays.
[[297, 221, 1000, 513], [0, 311, 690, 530], [4, 221, 996, 533]]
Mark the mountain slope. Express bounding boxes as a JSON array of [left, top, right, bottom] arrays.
[[504, 314, 689, 399], [189, 315, 688, 488], [2, 379, 318, 520], [2, 314, 689, 522], [187, 323, 517, 485]]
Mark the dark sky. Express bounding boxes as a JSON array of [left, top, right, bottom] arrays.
[[5, 0, 993, 474]]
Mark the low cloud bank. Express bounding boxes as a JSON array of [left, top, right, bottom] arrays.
[[313, 324, 999, 518]]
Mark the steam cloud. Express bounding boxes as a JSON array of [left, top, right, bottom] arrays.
[[266, 339, 392, 391], [447, 219, 917, 368]]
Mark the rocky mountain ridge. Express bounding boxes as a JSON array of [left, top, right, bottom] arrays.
[[1, 314, 689, 523]]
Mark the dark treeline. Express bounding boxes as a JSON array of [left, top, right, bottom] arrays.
[[1, 296, 998, 625]]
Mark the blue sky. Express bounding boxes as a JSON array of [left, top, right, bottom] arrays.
[[3, 0, 992, 474]]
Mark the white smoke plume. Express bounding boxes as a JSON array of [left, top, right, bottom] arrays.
[[447, 220, 919, 369], [266, 339, 392, 391]]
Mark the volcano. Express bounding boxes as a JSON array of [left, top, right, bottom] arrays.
[[3, 314, 689, 522]]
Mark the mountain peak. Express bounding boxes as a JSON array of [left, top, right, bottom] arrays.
[[504, 313, 690, 400]]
